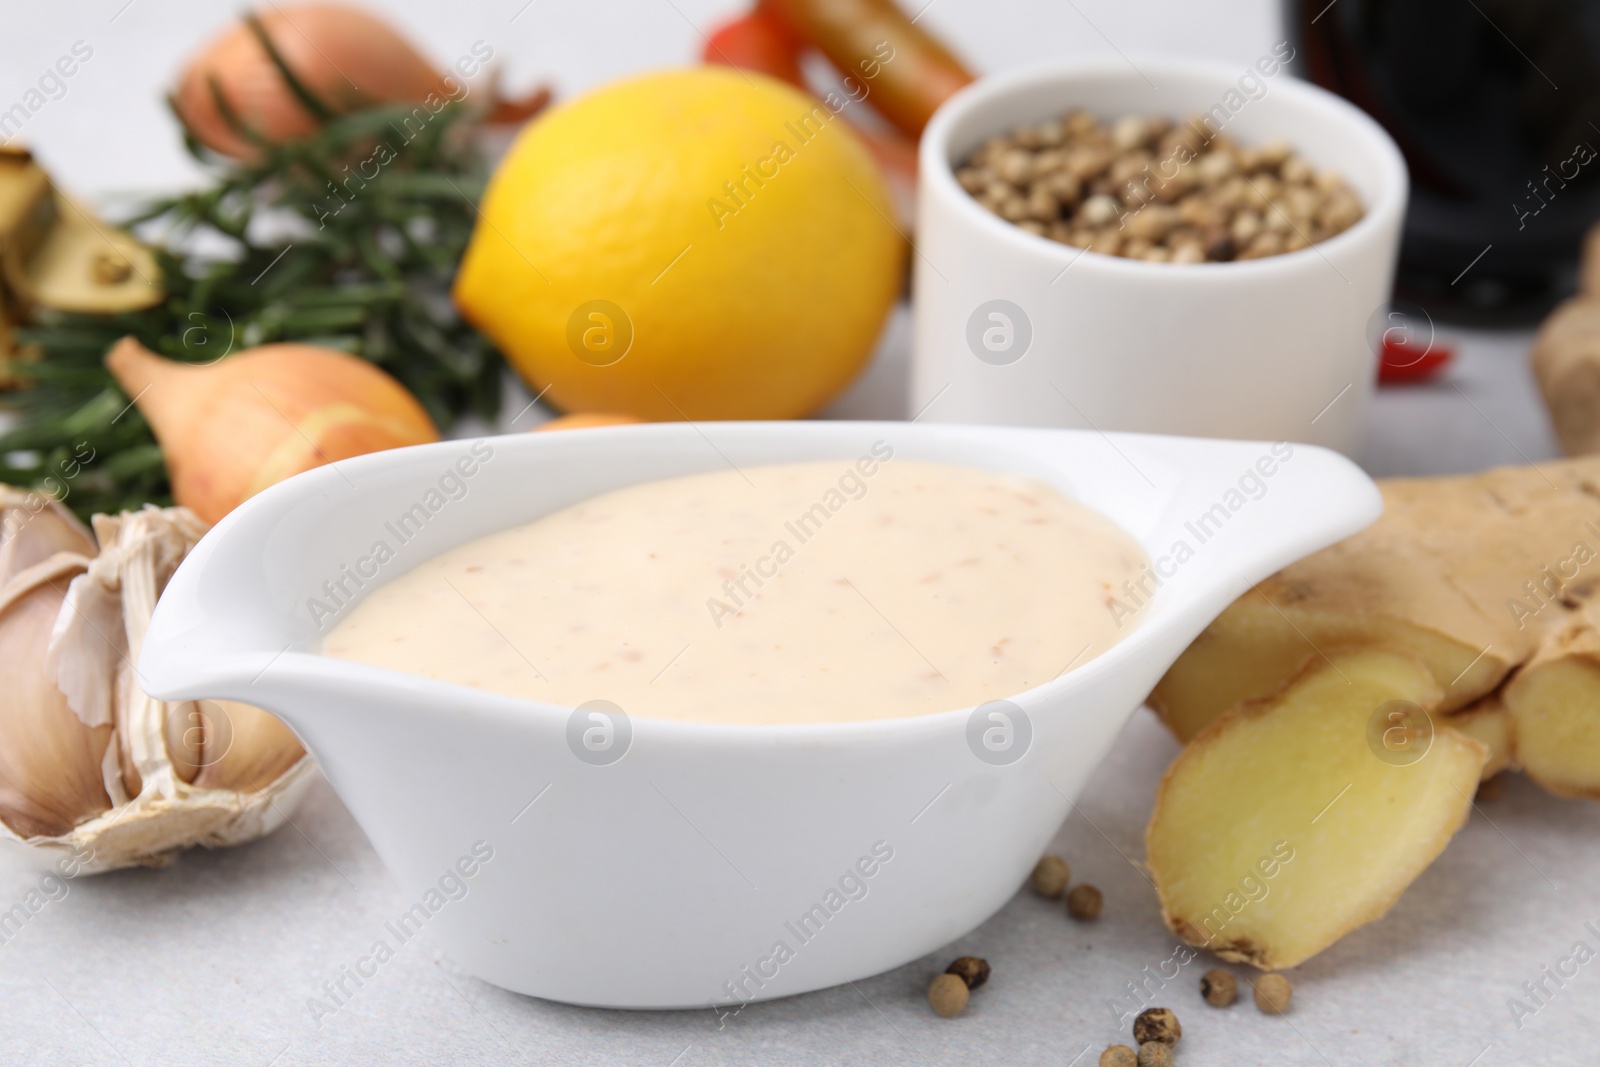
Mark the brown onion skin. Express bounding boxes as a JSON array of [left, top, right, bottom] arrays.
[[106, 337, 440, 525], [173, 4, 452, 159]]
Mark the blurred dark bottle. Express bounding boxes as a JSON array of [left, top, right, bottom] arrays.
[[1293, 0, 1600, 321]]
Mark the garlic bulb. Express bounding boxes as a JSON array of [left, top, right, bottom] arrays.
[[0, 496, 111, 839], [0, 487, 315, 872]]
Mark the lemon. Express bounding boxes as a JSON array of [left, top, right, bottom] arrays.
[[453, 67, 905, 421]]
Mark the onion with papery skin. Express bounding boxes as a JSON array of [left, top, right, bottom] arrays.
[[106, 337, 439, 525], [172, 4, 454, 159]]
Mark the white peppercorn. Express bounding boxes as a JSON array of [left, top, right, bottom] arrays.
[[1030, 855, 1071, 897], [1254, 972, 1293, 1014], [1136, 1041, 1174, 1067], [1081, 194, 1122, 228], [1099, 1045, 1137, 1067], [954, 110, 1362, 262], [928, 973, 969, 1017]]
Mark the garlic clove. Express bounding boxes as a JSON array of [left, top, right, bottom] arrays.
[[105, 337, 439, 524], [163, 701, 204, 784], [163, 698, 309, 791], [191, 699, 307, 794], [0, 486, 96, 585], [88, 508, 206, 801], [3, 503, 317, 871], [0, 555, 114, 839], [47, 529, 132, 735]]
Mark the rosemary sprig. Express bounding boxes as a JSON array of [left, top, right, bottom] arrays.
[[0, 87, 506, 520]]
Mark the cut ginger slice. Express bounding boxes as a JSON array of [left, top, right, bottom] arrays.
[[1150, 587, 1511, 743], [1147, 455, 1600, 743], [1447, 693, 1517, 780], [1147, 647, 1487, 969], [1504, 638, 1600, 799]]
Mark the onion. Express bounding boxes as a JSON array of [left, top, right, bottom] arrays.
[[172, 4, 454, 159], [105, 337, 439, 524]]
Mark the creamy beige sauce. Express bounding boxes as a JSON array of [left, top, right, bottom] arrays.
[[323, 457, 1147, 724]]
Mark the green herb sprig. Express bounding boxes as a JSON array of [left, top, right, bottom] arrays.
[[0, 28, 507, 520]]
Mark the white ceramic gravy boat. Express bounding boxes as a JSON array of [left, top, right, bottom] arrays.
[[140, 421, 1379, 1009]]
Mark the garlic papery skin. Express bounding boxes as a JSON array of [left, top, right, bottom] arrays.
[[105, 336, 439, 525], [1, 505, 316, 872], [0, 486, 96, 584]]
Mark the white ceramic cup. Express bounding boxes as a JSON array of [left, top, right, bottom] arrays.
[[911, 58, 1408, 455]]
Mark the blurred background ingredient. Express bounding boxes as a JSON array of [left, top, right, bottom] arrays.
[[762, 0, 973, 137], [171, 4, 457, 161], [1, 3, 544, 521], [105, 337, 439, 524], [533, 412, 643, 432], [452, 66, 906, 421], [702, 0, 970, 225], [0, 146, 163, 386], [171, 2, 551, 160], [1532, 222, 1600, 455], [1297, 0, 1600, 319]]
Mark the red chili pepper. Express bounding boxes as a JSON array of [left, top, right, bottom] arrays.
[[1378, 334, 1453, 384], [764, 0, 974, 138], [700, 4, 920, 228], [703, 9, 808, 88]]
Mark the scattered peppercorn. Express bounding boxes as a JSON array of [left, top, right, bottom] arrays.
[[1066, 883, 1103, 921], [928, 972, 970, 1017], [1200, 968, 1237, 1007], [945, 956, 991, 990], [955, 111, 1364, 263], [1136, 1041, 1174, 1067], [1099, 1044, 1137, 1067], [1253, 972, 1293, 1014], [1132, 1007, 1181, 1046], [1031, 854, 1071, 898]]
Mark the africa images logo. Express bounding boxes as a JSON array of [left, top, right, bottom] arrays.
[[966, 299, 1032, 366]]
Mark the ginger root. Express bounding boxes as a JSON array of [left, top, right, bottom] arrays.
[[1151, 454, 1600, 776], [1448, 693, 1517, 780], [1532, 220, 1600, 456], [1532, 300, 1600, 456], [1147, 648, 1486, 970], [1503, 608, 1600, 798]]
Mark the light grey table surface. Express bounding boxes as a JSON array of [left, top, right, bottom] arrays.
[[4, 1, 1598, 1064]]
